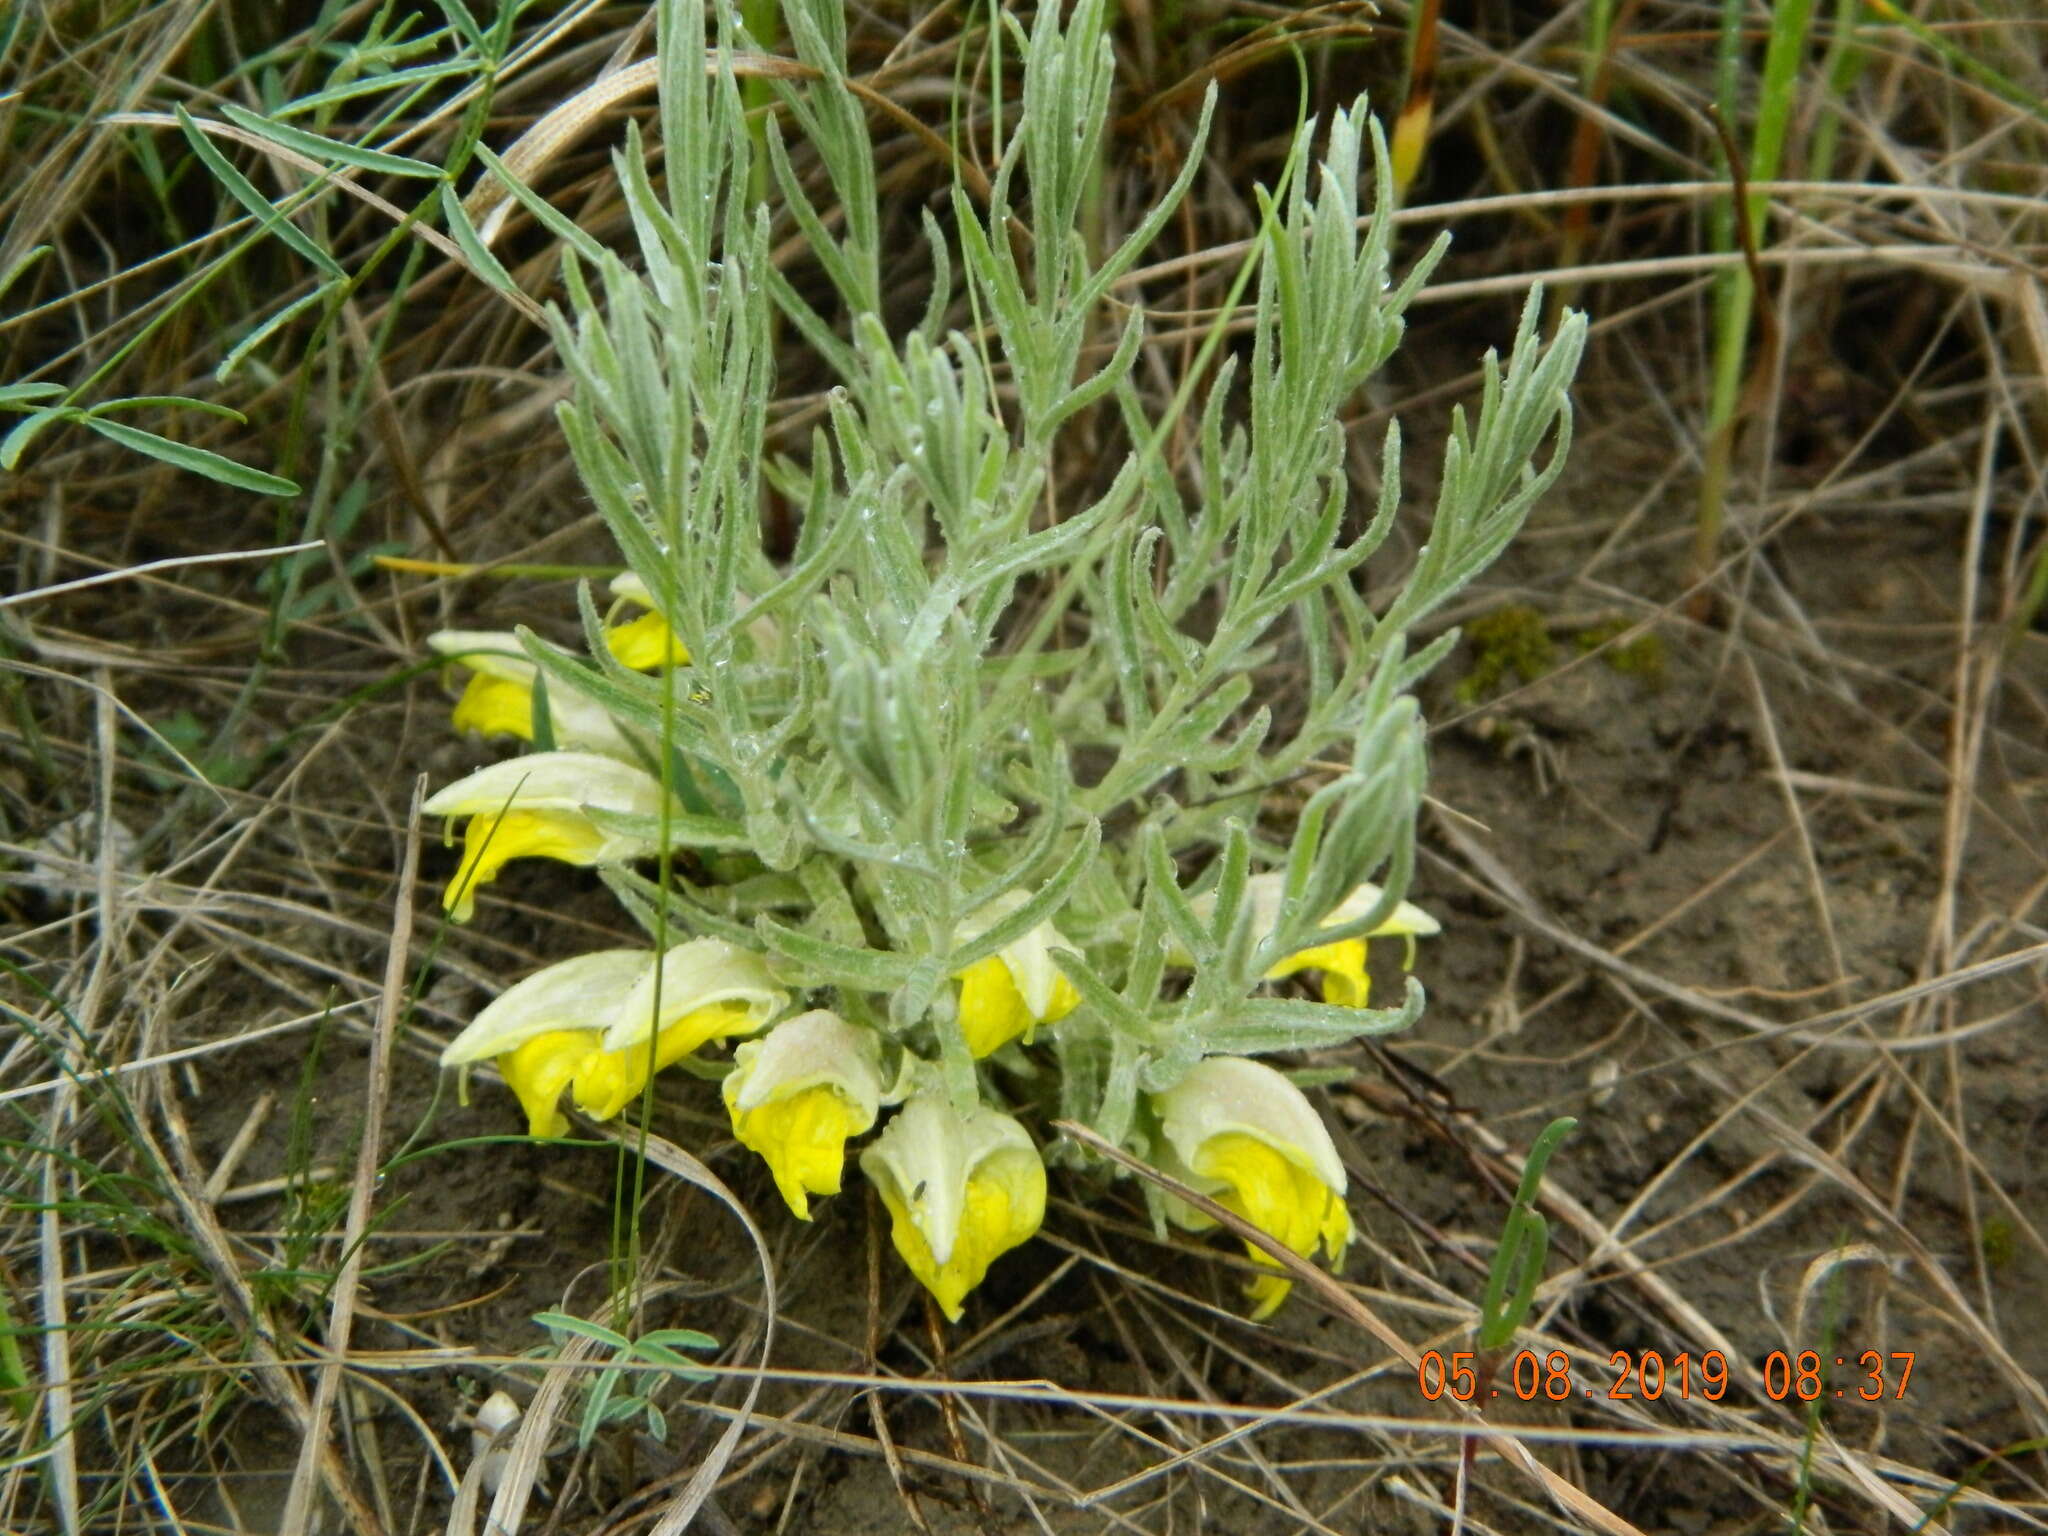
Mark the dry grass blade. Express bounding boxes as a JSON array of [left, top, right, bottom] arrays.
[[280, 776, 424, 1533], [600, 1126, 779, 1536], [1054, 1121, 1649, 1536], [462, 49, 989, 250]]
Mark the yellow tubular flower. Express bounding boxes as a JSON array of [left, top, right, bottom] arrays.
[[953, 891, 1080, 1057], [860, 1095, 1045, 1321], [428, 631, 632, 757], [440, 950, 647, 1137], [1151, 1056, 1353, 1319], [441, 940, 787, 1136], [453, 675, 532, 739], [607, 573, 689, 669], [723, 1010, 884, 1219], [587, 938, 788, 1118], [1188, 873, 1440, 1008], [422, 752, 674, 921]]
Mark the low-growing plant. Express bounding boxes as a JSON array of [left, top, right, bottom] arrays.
[[530, 1309, 718, 1446], [422, 0, 1586, 1322]]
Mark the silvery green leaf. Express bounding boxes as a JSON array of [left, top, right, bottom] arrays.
[[949, 818, 1100, 972], [752, 915, 911, 991], [582, 807, 752, 850], [1048, 943, 1150, 1040], [1196, 978, 1425, 1055]]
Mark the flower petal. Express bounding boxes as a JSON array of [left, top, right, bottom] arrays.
[[1265, 938, 1370, 1008], [956, 956, 1035, 1057], [954, 890, 1080, 1050], [442, 949, 651, 1066], [1184, 873, 1441, 943], [442, 809, 647, 921], [431, 632, 639, 756], [425, 754, 671, 919], [499, 1029, 601, 1138], [428, 629, 530, 677], [605, 609, 689, 668], [1320, 878, 1441, 938], [1153, 1057, 1349, 1202], [860, 1096, 1044, 1321], [423, 751, 669, 820], [451, 673, 536, 740], [1151, 1056, 1352, 1314], [570, 1002, 761, 1120], [607, 572, 689, 667], [1191, 1132, 1353, 1318], [597, 938, 786, 1054], [727, 1010, 883, 1120], [1173, 874, 1438, 1000], [732, 1085, 864, 1219]]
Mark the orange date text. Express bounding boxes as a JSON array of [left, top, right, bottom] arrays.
[[1415, 1348, 1916, 1404]]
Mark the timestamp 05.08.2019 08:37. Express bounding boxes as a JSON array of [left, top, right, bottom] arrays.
[[1415, 1349, 1917, 1404]]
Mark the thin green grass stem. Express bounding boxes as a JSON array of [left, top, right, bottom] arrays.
[[1696, 0, 1816, 593]]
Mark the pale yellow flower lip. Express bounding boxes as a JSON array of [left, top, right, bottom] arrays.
[[859, 1094, 1046, 1318], [954, 890, 1076, 1021], [441, 939, 787, 1068], [1151, 1055, 1349, 1206], [609, 572, 658, 607], [725, 1009, 883, 1117], [422, 751, 670, 821], [724, 1010, 884, 1219], [440, 949, 649, 1067], [1166, 874, 1440, 979], [1208, 873, 1440, 943], [440, 941, 790, 1137], [951, 890, 1082, 1056], [1151, 1055, 1353, 1317], [423, 752, 675, 919], [426, 629, 527, 669], [427, 630, 633, 755], [598, 937, 786, 1054]]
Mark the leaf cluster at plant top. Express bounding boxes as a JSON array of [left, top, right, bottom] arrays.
[[421, 0, 1585, 1322]]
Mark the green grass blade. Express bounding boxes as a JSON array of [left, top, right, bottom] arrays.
[[216, 101, 445, 178], [81, 417, 300, 496], [173, 105, 346, 280]]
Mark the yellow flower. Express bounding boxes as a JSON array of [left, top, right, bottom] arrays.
[[607, 573, 690, 669], [441, 940, 786, 1137], [953, 891, 1080, 1057], [859, 1095, 1045, 1321], [723, 1009, 884, 1219], [422, 752, 675, 921], [1190, 873, 1440, 1008], [1151, 1056, 1352, 1319], [428, 631, 633, 756]]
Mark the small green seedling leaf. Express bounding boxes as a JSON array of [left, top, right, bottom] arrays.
[[1478, 1115, 1576, 1351]]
